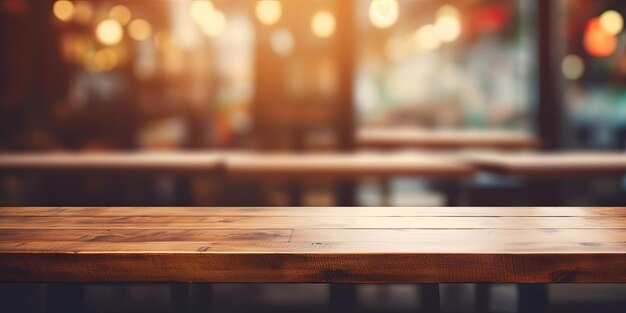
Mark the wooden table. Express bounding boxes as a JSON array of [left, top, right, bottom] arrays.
[[224, 152, 474, 178], [463, 152, 626, 178], [0, 152, 223, 175], [1, 206, 625, 312], [358, 128, 541, 150], [224, 152, 474, 206]]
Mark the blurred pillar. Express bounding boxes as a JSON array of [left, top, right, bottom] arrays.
[[538, 0, 561, 150], [334, 0, 356, 207]]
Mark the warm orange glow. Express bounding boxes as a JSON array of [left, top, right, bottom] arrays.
[[73, 1, 93, 24], [53, 0, 75, 22], [96, 19, 124, 46], [271, 28, 294, 56], [435, 16, 461, 43], [255, 0, 282, 25], [190, 0, 214, 24], [369, 0, 399, 29], [584, 18, 617, 58], [129, 19, 152, 41], [197, 9, 227, 37], [311, 11, 336, 38], [85, 48, 118, 72], [109, 5, 132, 25], [415, 24, 440, 50]]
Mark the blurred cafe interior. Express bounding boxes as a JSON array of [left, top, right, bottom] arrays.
[[1, 0, 626, 312]]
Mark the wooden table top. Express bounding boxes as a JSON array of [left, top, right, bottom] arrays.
[[0, 151, 472, 178], [358, 128, 541, 150], [0, 152, 223, 175], [463, 152, 626, 178], [1, 206, 625, 283], [224, 152, 474, 178]]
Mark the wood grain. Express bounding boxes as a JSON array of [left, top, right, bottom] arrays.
[[2, 207, 626, 217], [1, 207, 625, 283], [2, 216, 625, 229]]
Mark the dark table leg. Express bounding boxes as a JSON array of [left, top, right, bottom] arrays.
[[190, 284, 213, 313], [171, 283, 190, 313], [46, 283, 84, 313], [420, 284, 441, 313], [518, 284, 548, 313], [329, 284, 357, 313], [475, 283, 490, 313]]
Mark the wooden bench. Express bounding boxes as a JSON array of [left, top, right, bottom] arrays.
[[1, 206, 625, 312], [0, 152, 474, 206], [463, 152, 626, 178], [358, 128, 541, 150]]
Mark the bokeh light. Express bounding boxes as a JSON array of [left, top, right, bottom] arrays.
[[129, 19, 152, 41], [197, 9, 227, 37], [435, 15, 461, 43], [599, 10, 624, 36], [584, 18, 617, 58], [369, 0, 399, 29], [561, 54, 585, 80], [270, 28, 294, 56], [415, 24, 440, 51], [311, 11, 336, 38], [85, 48, 119, 73], [53, 0, 75, 22], [436, 5, 461, 19], [255, 0, 282, 26], [109, 5, 132, 26], [190, 0, 215, 24], [96, 19, 124, 46]]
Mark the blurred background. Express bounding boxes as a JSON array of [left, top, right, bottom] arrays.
[[1, 0, 626, 312]]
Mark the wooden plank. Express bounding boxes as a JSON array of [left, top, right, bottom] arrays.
[[2, 216, 625, 229], [290, 228, 626, 243], [357, 128, 541, 150], [1, 250, 624, 283], [0, 229, 291, 242], [2, 241, 626, 253], [464, 152, 626, 178], [224, 152, 474, 178], [1, 207, 625, 283], [3, 206, 626, 217], [0, 152, 223, 175]]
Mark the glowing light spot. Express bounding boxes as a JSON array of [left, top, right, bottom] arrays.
[[128, 19, 152, 41], [368, 0, 399, 29], [561, 54, 585, 80], [415, 24, 440, 51], [96, 19, 123, 46], [255, 0, 282, 25], [270, 28, 294, 56], [53, 0, 75, 22], [584, 18, 617, 58], [109, 5, 132, 25], [190, 0, 214, 24], [197, 9, 227, 37], [599, 10, 624, 35], [436, 5, 460, 19], [435, 15, 461, 43], [311, 11, 336, 38]]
